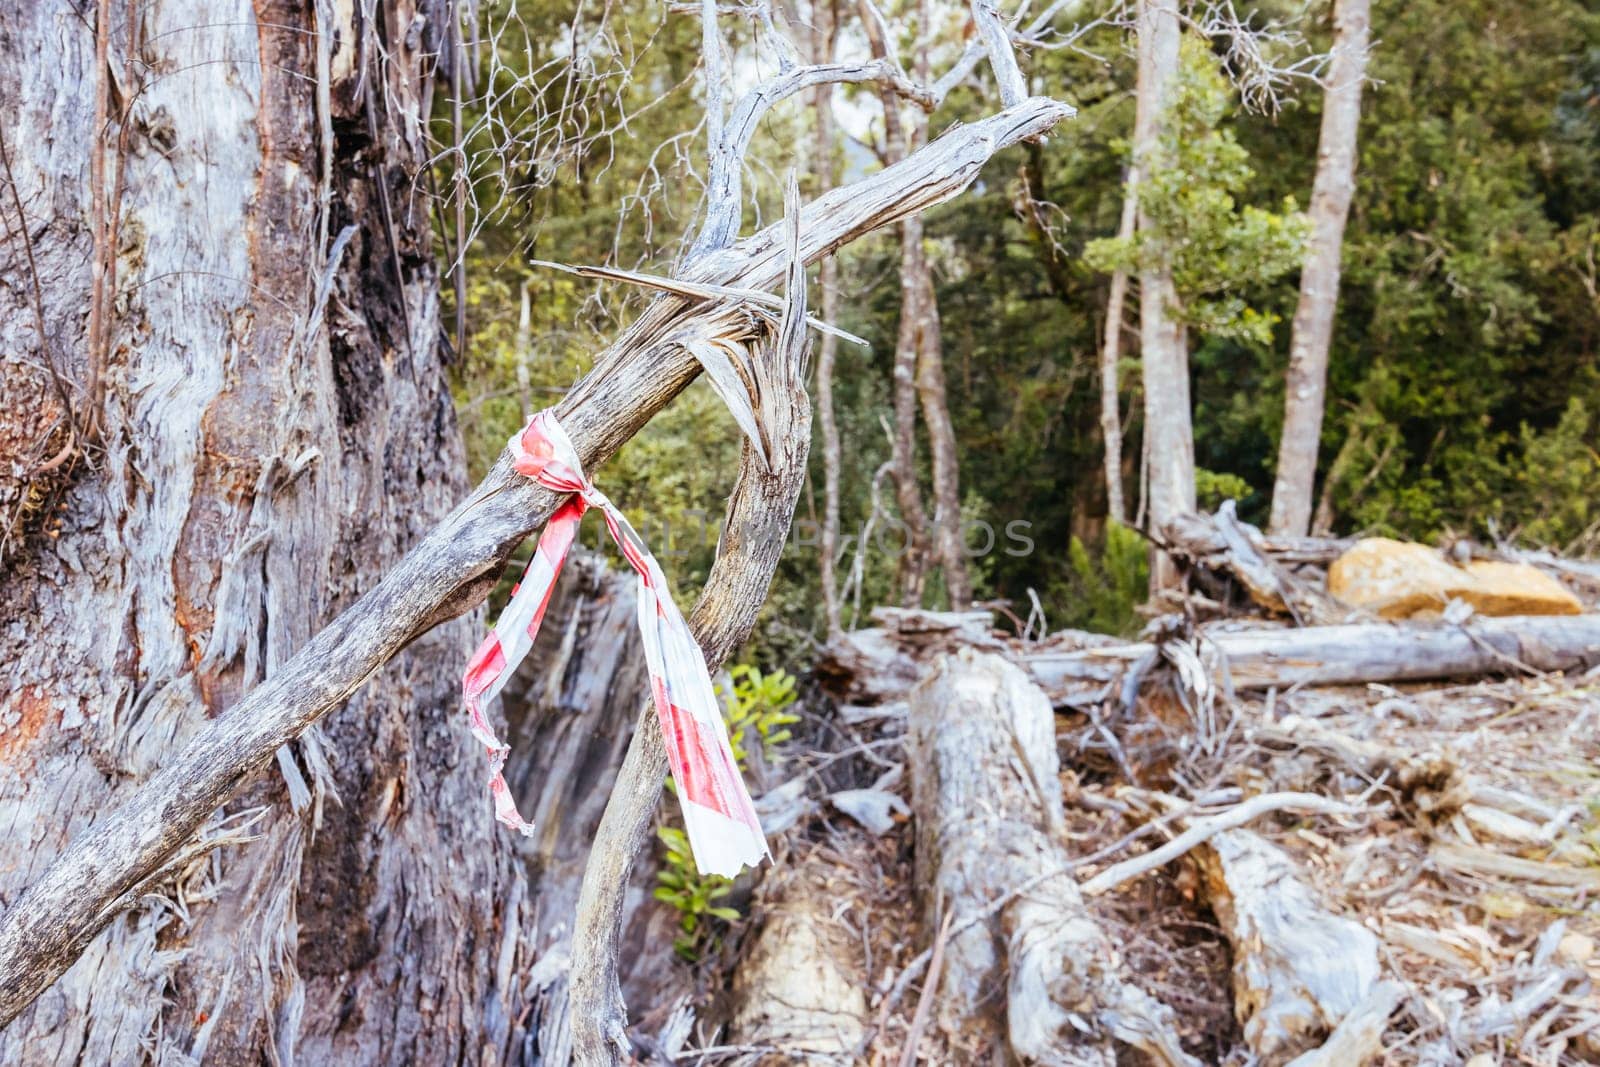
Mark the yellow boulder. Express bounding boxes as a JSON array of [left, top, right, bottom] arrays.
[[1460, 560, 1584, 617], [1327, 538, 1583, 619]]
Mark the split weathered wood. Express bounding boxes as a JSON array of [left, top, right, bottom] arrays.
[[0, 95, 1075, 1028], [1197, 829, 1385, 1065], [729, 852, 871, 1061], [906, 650, 1198, 1066], [1281, 980, 1403, 1067], [1162, 503, 1348, 623]]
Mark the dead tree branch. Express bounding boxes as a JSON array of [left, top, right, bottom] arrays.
[[569, 183, 813, 1063], [0, 97, 1075, 1027]]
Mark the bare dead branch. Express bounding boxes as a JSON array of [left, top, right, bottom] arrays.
[[970, 0, 1029, 107], [569, 179, 814, 1064], [0, 96, 1075, 1028]]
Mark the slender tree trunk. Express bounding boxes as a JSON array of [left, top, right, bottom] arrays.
[[1134, 0, 1192, 588], [812, 0, 845, 639], [516, 278, 535, 420], [910, 237, 974, 609], [0, 3, 529, 1063], [1268, 0, 1371, 537], [908, 0, 973, 611], [860, 5, 932, 607], [1100, 169, 1139, 525], [890, 220, 933, 607]]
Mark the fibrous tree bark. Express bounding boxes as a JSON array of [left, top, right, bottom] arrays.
[[1134, 0, 1193, 588], [0, 1, 532, 1062], [1268, 0, 1371, 537], [0, 91, 1073, 1033]]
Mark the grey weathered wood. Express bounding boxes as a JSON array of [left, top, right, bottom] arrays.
[[1163, 503, 1348, 623], [1282, 981, 1404, 1067], [0, 95, 1076, 1028], [729, 853, 871, 1061], [1197, 830, 1384, 1065], [906, 650, 1198, 1066], [1026, 614, 1600, 702]]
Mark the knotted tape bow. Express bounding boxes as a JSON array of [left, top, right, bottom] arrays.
[[462, 410, 769, 877]]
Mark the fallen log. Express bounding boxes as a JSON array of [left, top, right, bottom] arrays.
[[905, 650, 1198, 1066], [0, 96, 1075, 1027], [812, 607, 1010, 705], [729, 853, 870, 1062], [1026, 614, 1600, 705], [1197, 829, 1385, 1065]]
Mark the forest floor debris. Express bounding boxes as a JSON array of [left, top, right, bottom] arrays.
[[671, 602, 1600, 1065]]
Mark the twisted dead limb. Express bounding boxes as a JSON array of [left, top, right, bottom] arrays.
[[569, 189, 815, 1063], [0, 96, 1074, 1028]]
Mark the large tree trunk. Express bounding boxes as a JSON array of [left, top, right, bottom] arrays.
[[1134, 0, 1192, 589], [1268, 0, 1371, 537], [0, 3, 529, 1062]]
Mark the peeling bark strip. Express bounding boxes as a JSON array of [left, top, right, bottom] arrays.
[[0, 96, 1074, 1028]]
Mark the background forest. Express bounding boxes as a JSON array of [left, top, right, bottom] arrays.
[[444, 0, 1600, 653]]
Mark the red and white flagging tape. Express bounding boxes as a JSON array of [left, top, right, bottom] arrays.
[[461, 410, 769, 878]]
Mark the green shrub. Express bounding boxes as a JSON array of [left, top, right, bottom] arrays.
[[652, 827, 741, 961], [1057, 521, 1148, 637], [653, 661, 799, 960]]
